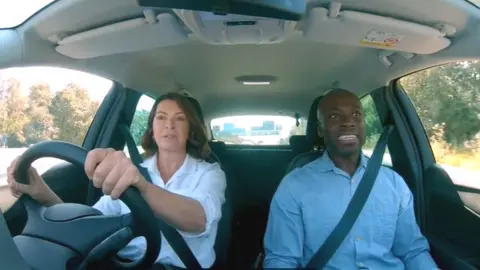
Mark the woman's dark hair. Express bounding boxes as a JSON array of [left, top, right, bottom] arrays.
[[141, 92, 211, 160]]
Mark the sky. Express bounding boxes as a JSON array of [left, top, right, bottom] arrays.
[[0, 0, 55, 28]]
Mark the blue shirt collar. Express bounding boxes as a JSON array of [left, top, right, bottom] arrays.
[[314, 150, 368, 172]]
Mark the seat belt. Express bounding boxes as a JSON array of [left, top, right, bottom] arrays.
[[305, 124, 394, 269], [119, 124, 203, 270]]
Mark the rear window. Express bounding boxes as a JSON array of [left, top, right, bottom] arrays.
[[210, 115, 307, 145]]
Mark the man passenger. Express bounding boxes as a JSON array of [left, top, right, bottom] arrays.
[[263, 89, 438, 269]]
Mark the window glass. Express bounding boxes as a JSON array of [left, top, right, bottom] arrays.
[[467, 0, 480, 8], [0, 0, 56, 28], [210, 115, 307, 145], [124, 95, 156, 156], [398, 61, 480, 172], [361, 94, 391, 166], [0, 66, 111, 211]]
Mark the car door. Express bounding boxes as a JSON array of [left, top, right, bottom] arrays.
[[394, 61, 480, 269], [0, 66, 116, 235]]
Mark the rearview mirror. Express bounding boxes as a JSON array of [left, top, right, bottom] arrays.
[[137, 0, 306, 21]]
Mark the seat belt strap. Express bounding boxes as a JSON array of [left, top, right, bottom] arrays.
[[119, 124, 203, 270], [305, 124, 394, 269]]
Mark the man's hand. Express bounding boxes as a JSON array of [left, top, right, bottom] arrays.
[[84, 148, 145, 199]]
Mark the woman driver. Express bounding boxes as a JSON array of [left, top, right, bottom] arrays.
[[6, 92, 227, 269]]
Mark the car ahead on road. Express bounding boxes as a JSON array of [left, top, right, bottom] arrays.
[[0, 0, 479, 269]]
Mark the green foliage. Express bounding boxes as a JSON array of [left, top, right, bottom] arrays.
[[361, 95, 382, 149], [130, 109, 149, 145], [23, 84, 56, 145], [360, 61, 480, 164], [0, 79, 28, 145], [48, 83, 99, 145], [399, 61, 480, 149], [0, 80, 100, 147]]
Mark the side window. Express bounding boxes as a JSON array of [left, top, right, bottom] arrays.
[[124, 95, 155, 156], [399, 61, 480, 171], [210, 115, 307, 146], [0, 67, 111, 210], [361, 94, 391, 165]]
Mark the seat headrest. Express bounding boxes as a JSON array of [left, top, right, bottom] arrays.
[[289, 135, 310, 154], [306, 95, 324, 148], [289, 135, 306, 149], [187, 97, 205, 124]]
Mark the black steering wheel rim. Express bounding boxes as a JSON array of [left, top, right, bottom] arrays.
[[13, 140, 161, 269]]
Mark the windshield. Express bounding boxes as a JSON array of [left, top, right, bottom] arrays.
[[467, 0, 480, 7], [0, 0, 56, 28]]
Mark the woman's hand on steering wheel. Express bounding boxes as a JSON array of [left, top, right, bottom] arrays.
[[7, 147, 147, 205], [85, 148, 146, 200], [6, 157, 60, 206]]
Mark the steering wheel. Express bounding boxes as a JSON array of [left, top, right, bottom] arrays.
[[11, 141, 161, 270]]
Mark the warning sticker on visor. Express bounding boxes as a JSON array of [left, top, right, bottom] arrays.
[[360, 30, 405, 48]]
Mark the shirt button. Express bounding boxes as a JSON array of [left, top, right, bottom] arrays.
[[357, 262, 364, 267], [355, 236, 363, 241]]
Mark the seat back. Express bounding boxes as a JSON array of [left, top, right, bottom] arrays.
[[305, 95, 325, 150], [289, 135, 309, 155], [286, 95, 326, 174]]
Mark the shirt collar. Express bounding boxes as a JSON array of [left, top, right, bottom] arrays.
[[314, 150, 368, 172], [140, 153, 198, 176]]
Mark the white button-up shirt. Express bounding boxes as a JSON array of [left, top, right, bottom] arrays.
[[92, 153, 227, 268]]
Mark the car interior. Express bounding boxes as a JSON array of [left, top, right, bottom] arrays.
[[0, 0, 480, 269]]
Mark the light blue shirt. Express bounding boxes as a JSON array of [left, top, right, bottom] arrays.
[[263, 151, 438, 269]]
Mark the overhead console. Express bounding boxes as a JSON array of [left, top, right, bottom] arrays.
[[303, 3, 455, 55], [54, 11, 188, 59], [173, 9, 294, 45]]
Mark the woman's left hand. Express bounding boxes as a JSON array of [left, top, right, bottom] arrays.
[[84, 148, 145, 199]]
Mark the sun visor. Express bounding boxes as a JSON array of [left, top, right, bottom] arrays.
[[55, 13, 188, 59], [303, 7, 452, 54]]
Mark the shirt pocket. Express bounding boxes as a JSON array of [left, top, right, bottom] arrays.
[[302, 194, 344, 251]]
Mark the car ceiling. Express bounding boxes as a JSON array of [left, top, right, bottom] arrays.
[[1, 0, 480, 121]]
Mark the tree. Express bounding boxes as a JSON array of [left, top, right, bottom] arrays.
[[400, 61, 480, 148], [23, 84, 57, 145], [130, 109, 149, 145], [49, 83, 99, 145], [0, 78, 28, 146], [360, 96, 383, 148]]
